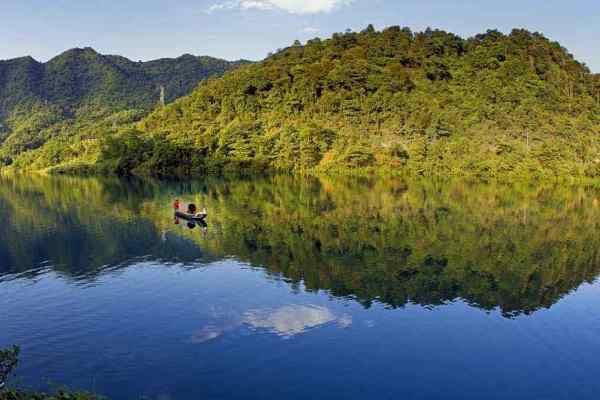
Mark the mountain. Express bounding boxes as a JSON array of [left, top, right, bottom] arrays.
[[0, 48, 249, 167], [94, 26, 599, 179]]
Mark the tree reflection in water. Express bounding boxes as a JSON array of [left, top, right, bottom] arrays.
[[0, 173, 598, 317]]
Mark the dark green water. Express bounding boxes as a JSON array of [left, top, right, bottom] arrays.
[[1, 174, 600, 400]]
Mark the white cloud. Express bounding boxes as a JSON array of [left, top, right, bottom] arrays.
[[207, 0, 354, 14]]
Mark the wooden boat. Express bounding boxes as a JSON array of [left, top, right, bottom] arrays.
[[175, 210, 207, 221]]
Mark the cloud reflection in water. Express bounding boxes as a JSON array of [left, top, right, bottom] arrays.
[[243, 305, 352, 338], [191, 304, 352, 343]]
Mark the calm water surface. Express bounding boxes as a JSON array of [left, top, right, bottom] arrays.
[[1, 174, 600, 400]]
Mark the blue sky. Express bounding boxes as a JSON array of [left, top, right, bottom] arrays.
[[1, 0, 599, 71]]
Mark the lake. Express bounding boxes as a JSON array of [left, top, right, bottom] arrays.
[[1, 174, 600, 400]]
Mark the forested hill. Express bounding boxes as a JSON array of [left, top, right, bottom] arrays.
[[0, 48, 249, 167], [103, 26, 598, 179]]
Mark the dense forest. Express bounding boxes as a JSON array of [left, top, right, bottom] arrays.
[[0, 48, 248, 170], [99, 26, 599, 179], [1, 27, 599, 179]]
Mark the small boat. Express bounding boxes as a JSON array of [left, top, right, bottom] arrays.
[[175, 210, 207, 221]]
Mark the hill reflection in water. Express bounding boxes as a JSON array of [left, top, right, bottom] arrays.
[[1, 173, 599, 317]]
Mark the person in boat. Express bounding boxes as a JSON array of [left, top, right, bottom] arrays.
[[185, 203, 207, 218]]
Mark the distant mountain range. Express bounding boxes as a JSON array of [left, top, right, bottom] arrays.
[[0, 47, 249, 164], [0, 47, 249, 116]]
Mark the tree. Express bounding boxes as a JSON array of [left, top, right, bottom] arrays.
[[0, 346, 19, 390]]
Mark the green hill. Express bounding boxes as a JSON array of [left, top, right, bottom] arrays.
[[0, 48, 248, 169], [96, 26, 599, 179]]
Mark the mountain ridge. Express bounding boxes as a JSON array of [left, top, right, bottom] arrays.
[[0, 46, 250, 109], [1, 47, 250, 65], [0, 47, 250, 165]]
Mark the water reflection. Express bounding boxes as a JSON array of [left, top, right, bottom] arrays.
[[244, 305, 352, 338], [0, 173, 599, 317], [189, 304, 351, 343]]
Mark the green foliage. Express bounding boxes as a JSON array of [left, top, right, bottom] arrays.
[[98, 128, 208, 177], [0, 390, 102, 400], [1, 344, 100, 399], [1, 27, 599, 179], [0, 49, 249, 171], [103, 26, 598, 178], [0, 346, 19, 389]]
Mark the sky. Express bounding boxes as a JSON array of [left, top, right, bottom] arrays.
[[1, 0, 599, 72]]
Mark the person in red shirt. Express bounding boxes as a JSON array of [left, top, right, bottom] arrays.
[[173, 199, 181, 225]]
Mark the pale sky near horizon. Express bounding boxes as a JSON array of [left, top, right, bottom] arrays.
[[1, 0, 599, 72]]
